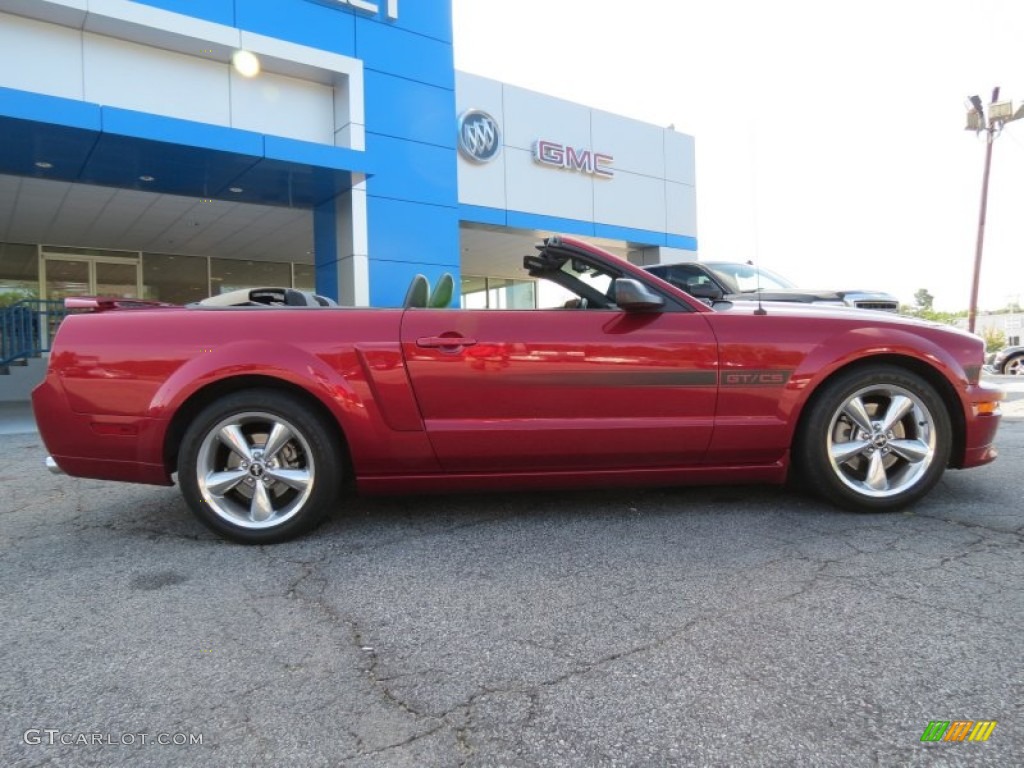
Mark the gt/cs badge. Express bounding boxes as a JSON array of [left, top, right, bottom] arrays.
[[721, 370, 793, 387]]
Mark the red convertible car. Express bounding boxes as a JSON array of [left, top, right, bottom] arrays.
[[33, 236, 1004, 543]]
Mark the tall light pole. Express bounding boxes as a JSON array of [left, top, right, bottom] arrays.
[[965, 87, 1024, 334]]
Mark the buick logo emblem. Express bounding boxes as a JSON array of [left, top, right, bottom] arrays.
[[458, 109, 501, 163]]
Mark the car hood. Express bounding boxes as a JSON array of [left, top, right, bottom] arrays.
[[717, 299, 955, 328], [993, 345, 1024, 360], [729, 288, 897, 303]]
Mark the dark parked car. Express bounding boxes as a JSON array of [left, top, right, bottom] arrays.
[[646, 261, 900, 312], [991, 345, 1024, 375]]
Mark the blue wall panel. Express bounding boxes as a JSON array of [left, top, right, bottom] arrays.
[[234, 0, 356, 56], [100, 106, 264, 156], [355, 19, 454, 89], [368, 253, 459, 308], [666, 233, 699, 251], [379, 0, 451, 43], [364, 133, 457, 207], [0, 118, 99, 182], [355, 0, 458, 308], [366, 197, 458, 266], [129, 0, 235, 26], [458, 204, 506, 228], [0, 87, 101, 131], [506, 210, 596, 239], [593, 223, 668, 247], [313, 200, 342, 301], [264, 135, 369, 172], [363, 72, 455, 148], [461, 205, 700, 253]]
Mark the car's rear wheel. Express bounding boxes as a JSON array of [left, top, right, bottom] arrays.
[[1003, 353, 1024, 375], [178, 389, 341, 543], [796, 366, 952, 511]]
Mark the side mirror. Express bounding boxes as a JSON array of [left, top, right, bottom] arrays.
[[613, 278, 665, 312], [685, 283, 724, 301]]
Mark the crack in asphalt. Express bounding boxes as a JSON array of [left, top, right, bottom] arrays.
[[252, 501, 1022, 766], [254, 545, 451, 759], [913, 510, 1024, 541]]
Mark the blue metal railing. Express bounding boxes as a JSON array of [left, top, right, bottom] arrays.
[[0, 300, 76, 368]]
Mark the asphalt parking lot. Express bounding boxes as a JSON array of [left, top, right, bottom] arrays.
[[1, 376, 1022, 767]]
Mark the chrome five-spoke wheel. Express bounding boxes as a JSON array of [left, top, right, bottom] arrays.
[[178, 389, 341, 543], [827, 385, 936, 498], [197, 412, 316, 530], [796, 366, 952, 511]]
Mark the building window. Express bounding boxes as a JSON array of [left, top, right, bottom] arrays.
[[0, 242, 39, 305], [460, 276, 536, 309], [293, 264, 315, 292], [142, 253, 209, 305], [211, 259, 291, 295]]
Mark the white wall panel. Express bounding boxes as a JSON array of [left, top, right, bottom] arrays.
[[333, 76, 365, 150], [83, 33, 231, 126], [231, 70, 334, 144], [457, 149, 507, 209], [455, 73, 507, 208], [0, 6, 350, 147], [666, 181, 698, 237], [502, 85, 591, 153], [591, 109, 665, 178], [665, 130, 696, 185], [455, 72, 503, 123], [456, 72, 697, 244], [0, 13, 83, 100], [505, 147, 593, 222], [593, 170, 666, 234]]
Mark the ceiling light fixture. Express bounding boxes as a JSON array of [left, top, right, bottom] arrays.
[[139, 175, 155, 182], [34, 161, 53, 169]]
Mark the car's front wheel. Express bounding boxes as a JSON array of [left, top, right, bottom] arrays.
[[795, 366, 952, 511], [1002, 353, 1024, 376], [177, 389, 342, 543]]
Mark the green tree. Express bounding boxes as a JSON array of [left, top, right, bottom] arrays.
[[981, 327, 1006, 354], [914, 288, 935, 313], [0, 288, 36, 307]]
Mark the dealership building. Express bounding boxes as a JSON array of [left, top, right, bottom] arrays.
[[0, 0, 696, 311]]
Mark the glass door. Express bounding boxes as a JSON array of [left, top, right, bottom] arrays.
[[95, 260, 140, 298], [43, 258, 91, 302], [42, 254, 141, 300], [41, 254, 142, 346]]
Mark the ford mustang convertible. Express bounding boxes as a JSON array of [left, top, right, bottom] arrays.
[[33, 236, 1004, 543]]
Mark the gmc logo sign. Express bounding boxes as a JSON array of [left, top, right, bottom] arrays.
[[533, 140, 614, 178]]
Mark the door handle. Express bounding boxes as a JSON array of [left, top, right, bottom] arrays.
[[416, 336, 478, 349]]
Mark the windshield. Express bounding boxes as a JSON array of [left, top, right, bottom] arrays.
[[705, 263, 796, 293]]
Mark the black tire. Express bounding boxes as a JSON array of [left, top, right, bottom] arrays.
[[177, 389, 342, 544], [795, 365, 952, 511], [1002, 353, 1024, 376]]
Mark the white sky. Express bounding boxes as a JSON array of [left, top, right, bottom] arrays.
[[452, 0, 1024, 311]]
